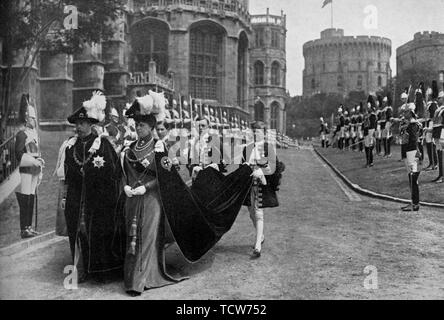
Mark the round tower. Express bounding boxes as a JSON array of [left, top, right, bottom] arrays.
[[303, 28, 392, 97], [397, 31, 444, 91]]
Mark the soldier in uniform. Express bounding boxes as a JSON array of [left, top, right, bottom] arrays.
[[431, 87, 444, 183], [319, 117, 329, 148], [337, 106, 345, 150], [187, 117, 223, 182], [15, 94, 44, 238], [399, 103, 423, 211], [375, 96, 384, 156], [344, 109, 351, 149], [181, 99, 192, 130], [104, 107, 125, 154], [356, 103, 364, 153], [350, 107, 357, 151], [363, 96, 377, 167], [382, 96, 394, 158], [424, 82, 439, 171], [415, 85, 427, 165]]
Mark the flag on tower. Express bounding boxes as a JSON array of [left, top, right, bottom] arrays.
[[322, 0, 332, 8]]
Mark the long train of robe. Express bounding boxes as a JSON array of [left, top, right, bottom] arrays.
[[154, 151, 253, 262]]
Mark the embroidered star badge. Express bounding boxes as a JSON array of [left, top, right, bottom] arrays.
[[93, 156, 105, 168], [141, 158, 150, 168], [161, 156, 173, 171]]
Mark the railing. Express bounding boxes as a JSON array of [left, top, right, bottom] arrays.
[[0, 134, 18, 185], [129, 71, 175, 90], [251, 14, 285, 27], [132, 0, 251, 26]]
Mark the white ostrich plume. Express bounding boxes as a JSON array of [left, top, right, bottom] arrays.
[[83, 91, 106, 122]]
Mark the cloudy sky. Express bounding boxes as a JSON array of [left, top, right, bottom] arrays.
[[249, 0, 444, 96]]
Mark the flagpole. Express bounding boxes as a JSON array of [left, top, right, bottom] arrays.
[[331, 1, 333, 28]]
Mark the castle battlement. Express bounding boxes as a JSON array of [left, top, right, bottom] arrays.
[[303, 36, 391, 54], [397, 31, 444, 56], [414, 31, 444, 41], [251, 8, 286, 28], [129, 0, 251, 27]]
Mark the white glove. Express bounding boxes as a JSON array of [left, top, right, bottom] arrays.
[[36, 157, 45, 168], [124, 185, 134, 198], [191, 166, 203, 180], [251, 168, 267, 185], [132, 186, 147, 196]]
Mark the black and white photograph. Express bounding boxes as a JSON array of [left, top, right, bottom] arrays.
[[0, 0, 443, 303]]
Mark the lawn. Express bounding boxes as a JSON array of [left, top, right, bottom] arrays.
[[317, 145, 444, 205]]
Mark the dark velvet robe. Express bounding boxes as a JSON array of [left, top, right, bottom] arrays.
[[64, 134, 123, 274], [119, 141, 183, 293]]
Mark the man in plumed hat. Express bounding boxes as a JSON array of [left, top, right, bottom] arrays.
[[15, 94, 44, 238], [63, 91, 123, 283]]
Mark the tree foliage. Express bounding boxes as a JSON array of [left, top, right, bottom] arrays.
[[0, 0, 126, 140], [285, 88, 390, 139]]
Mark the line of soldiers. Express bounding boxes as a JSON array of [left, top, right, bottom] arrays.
[[319, 80, 444, 211]]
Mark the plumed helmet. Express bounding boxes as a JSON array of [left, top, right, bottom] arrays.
[[18, 94, 37, 124], [367, 95, 376, 110], [406, 102, 417, 117]]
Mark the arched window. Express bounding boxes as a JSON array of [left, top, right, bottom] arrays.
[[378, 76, 382, 87], [357, 75, 363, 88], [237, 32, 248, 108], [323, 63, 326, 72], [337, 75, 343, 88], [254, 101, 265, 122], [255, 28, 264, 47], [189, 23, 224, 100], [271, 61, 280, 86], [311, 78, 315, 90], [254, 61, 264, 85], [271, 30, 280, 48], [132, 19, 169, 75], [378, 62, 381, 71], [358, 61, 362, 71], [270, 102, 280, 130]]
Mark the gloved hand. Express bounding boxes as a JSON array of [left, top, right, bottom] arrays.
[[191, 166, 203, 180], [36, 157, 45, 168], [132, 186, 147, 196], [251, 168, 267, 185], [124, 185, 134, 198]]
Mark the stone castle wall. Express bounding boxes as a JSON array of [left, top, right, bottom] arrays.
[[303, 28, 392, 97]]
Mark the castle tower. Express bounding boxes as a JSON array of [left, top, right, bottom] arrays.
[[303, 28, 392, 97], [250, 8, 288, 133], [396, 31, 444, 105]]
